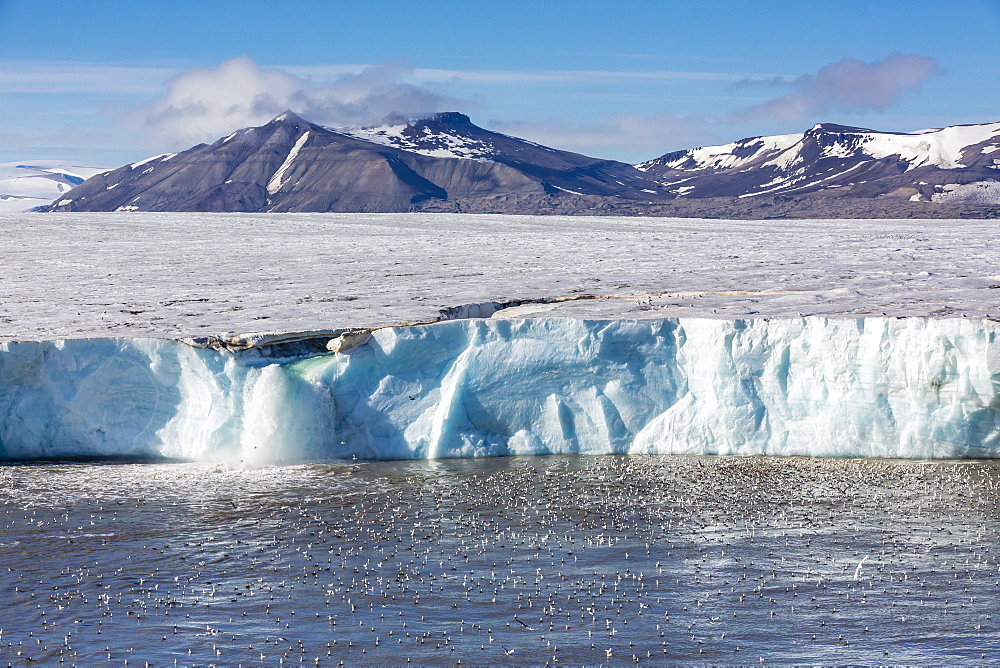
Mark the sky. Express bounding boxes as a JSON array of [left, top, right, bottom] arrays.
[[0, 0, 997, 166]]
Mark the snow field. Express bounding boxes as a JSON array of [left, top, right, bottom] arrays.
[[2, 212, 1000, 341]]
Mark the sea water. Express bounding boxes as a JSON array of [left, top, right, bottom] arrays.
[[1, 454, 998, 665]]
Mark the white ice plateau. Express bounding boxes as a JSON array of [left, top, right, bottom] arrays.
[[0, 161, 109, 212], [2, 212, 1000, 462]]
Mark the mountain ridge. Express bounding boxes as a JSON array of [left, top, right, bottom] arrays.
[[636, 121, 1000, 202], [42, 113, 1000, 217], [47, 111, 670, 213]]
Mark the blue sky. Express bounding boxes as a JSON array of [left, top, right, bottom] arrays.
[[1, 0, 997, 165]]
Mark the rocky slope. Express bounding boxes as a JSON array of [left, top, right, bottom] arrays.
[[41, 115, 999, 217], [47, 112, 669, 213]]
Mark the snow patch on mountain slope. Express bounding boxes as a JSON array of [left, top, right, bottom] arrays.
[[860, 123, 1000, 170], [129, 153, 176, 170], [931, 181, 1000, 204], [267, 131, 310, 194], [340, 123, 497, 161], [637, 133, 802, 172]]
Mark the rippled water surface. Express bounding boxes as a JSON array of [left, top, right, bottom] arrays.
[[2, 455, 999, 665]]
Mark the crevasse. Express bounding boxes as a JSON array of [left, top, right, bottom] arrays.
[[1, 317, 998, 462]]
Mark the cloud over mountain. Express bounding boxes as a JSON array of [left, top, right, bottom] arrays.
[[129, 53, 940, 161], [731, 53, 938, 122], [138, 56, 463, 148], [501, 53, 939, 160]]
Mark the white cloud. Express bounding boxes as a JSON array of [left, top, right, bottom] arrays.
[[730, 53, 938, 122], [2, 53, 942, 164], [496, 54, 940, 162], [137, 56, 464, 148]]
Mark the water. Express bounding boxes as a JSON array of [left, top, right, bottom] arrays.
[[1, 455, 999, 665]]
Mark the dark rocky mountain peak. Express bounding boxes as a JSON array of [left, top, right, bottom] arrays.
[[429, 111, 473, 125], [268, 110, 307, 124], [46, 112, 671, 213]]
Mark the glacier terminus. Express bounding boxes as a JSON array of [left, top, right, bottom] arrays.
[[2, 212, 1000, 463], [2, 317, 998, 462]]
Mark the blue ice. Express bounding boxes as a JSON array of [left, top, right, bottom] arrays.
[[1, 317, 998, 462]]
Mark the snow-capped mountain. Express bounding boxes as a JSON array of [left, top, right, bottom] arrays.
[[0, 161, 108, 212], [340, 112, 508, 160], [636, 121, 1000, 202], [39, 115, 999, 215], [47, 112, 669, 213]]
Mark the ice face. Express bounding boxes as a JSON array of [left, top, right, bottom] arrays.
[[1, 317, 998, 463]]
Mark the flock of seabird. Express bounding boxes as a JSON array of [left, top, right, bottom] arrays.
[[1, 455, 998, 665]]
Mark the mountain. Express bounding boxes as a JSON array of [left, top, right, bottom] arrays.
[[0, 161, 108, 212], [47, 112, 670, 213], [636, 121, 1000, 203], [40, 115, 1000, 217]]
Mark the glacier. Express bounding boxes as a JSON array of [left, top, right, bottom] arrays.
[[1, 317, 999, 463]]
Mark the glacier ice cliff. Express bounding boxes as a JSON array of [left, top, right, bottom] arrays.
[[1, 317, 999, 462]]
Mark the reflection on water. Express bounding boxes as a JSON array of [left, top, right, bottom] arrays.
[[1, 455, 999, 665]]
